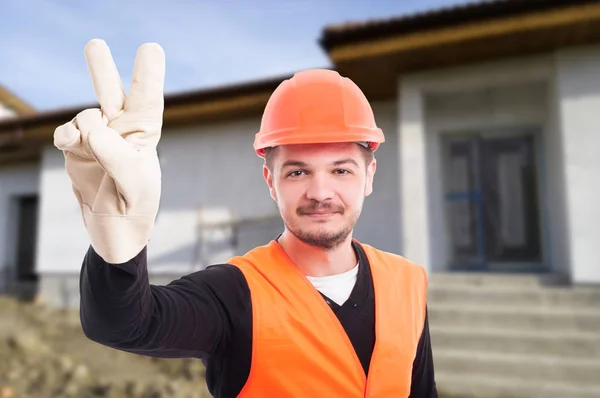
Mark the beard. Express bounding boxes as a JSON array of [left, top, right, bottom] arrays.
[[282, 200, 360, 250]]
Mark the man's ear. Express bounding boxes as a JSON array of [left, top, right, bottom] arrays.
[[263, 164, 278, 202], [364, 159, 377, 197]]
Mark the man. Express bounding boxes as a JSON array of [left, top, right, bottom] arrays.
[[54, 39, 437, 397]]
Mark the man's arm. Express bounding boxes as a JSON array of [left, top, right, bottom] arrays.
[[79, 245, 248, 359], [409, 306, 438, 397]]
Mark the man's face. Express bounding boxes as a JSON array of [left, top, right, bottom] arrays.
[[263, 142, 376, 250]]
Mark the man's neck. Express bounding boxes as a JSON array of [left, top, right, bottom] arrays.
[[277, 230, 358, 277]]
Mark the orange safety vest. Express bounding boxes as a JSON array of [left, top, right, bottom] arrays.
[[227, 239, 428, 397]]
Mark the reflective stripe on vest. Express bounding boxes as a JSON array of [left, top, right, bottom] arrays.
[[227, 239, 428, 397]]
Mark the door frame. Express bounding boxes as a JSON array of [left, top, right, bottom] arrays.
[[438, 126, 550, 273]]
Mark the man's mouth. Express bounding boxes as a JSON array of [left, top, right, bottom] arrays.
[[304, 211, 337, 217]]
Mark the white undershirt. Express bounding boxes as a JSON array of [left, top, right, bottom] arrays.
[[306, 263, 359, 306]]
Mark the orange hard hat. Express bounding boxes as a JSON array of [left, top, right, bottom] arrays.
[[253, 69, 385, 158]]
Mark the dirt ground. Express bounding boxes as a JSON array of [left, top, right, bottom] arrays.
[[0, 295, 460, 398], [0, 295, 212, 398]]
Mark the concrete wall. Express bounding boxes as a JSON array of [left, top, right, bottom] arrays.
[[0, 162, 40, 291], [36, 101, 401, 306], [353, 101, 401, 254], [554, 44, 600, 284], [36, 146, 94, 274]]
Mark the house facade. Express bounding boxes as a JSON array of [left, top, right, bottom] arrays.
[[1, 0, 600, 308]]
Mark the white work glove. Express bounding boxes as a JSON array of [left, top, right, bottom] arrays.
[[53, 39, 165, 264]]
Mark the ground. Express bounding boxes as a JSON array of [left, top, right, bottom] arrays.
[[0, 295, 460, 398], [0, 295, 212, 398]]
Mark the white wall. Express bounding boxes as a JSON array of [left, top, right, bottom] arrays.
[[147, 117, 278, 273], [36, 147, 92, 273], [554, 44, 600, 284], [353, 101, 402, 254], [0, 162, 40, 287]]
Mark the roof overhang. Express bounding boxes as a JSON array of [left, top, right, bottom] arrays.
[[320, 0, 600, 100], [0, 73, 291, 144], [0, 85, 35, 117], [0, 75, 292, 166]]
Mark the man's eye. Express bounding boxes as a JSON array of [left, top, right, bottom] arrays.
[[288, 170, 306, 177], [334, 169, 351, 175]]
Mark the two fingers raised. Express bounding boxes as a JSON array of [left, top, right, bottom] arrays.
[[85, 39, 165, 122]]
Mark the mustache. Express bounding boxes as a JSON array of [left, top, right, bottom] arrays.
[[297, 201, 345, 215]]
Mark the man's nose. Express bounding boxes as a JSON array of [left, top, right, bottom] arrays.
[[305, 173, 334, 202]]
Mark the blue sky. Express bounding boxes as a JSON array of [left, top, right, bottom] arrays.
[[1, 0, 471, 111]]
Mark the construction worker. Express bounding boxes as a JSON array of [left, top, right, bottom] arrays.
[[54, 40, 437, 397]]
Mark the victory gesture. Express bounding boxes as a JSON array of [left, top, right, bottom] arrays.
[[54, 39, 165, 264]]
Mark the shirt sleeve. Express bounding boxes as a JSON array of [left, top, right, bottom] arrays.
[[79, 245, 249, 359], [409, 306, 438, 398]]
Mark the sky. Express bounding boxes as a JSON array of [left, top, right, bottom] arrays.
[[1, 0, 473, 111]]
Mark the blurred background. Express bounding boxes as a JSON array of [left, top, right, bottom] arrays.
[[1, 0, 600, 397]]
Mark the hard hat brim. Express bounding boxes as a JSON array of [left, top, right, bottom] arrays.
[[253, 127, 384, 158]]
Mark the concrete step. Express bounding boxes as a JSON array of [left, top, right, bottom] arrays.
[[429, 272, 569, 289], [428, 284, 600, 308], [433, 349, 600, 387], [435, 372, 600, 398], [428, 304, 600, 333], [430, 326, 600, 358]]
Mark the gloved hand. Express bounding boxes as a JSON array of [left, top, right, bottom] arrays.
[[53, 39, 165, 264]]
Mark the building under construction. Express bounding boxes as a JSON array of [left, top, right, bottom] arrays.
[[1, 1, 600, 397]]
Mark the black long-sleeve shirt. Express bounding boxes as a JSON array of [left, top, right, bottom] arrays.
[[79, 240, 437, 397]]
